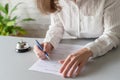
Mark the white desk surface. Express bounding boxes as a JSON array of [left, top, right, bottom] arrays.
[[0, 36, 120, 80]]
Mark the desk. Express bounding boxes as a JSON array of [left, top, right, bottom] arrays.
[[0, 36, 120, 80]]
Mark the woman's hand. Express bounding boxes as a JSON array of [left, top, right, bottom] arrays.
[[33, 42, 53, 59], [59, 48, 93, 78]]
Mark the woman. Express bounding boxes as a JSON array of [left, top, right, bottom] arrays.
[[34, 0, 120, 78]]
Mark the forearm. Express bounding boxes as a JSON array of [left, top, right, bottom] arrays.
[[84, 32, 120, 58], [43, 25, 64, 49]]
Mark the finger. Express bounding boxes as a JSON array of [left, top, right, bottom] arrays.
[[34, 47, 44, 56], [62, 57, 77, 77], [59, 55, 72, 73], [34, 45, 41, 52], [34, 45, 44, 54], [58, 60, 65, 64], [43, 43, 51, 55], [33, 49, 46, 59], [33, 45, 46, 59], [43, 43, 48, 52], [37, 53, 46, 59], [75, 62, 85, 76], [68, 61, 79, 77]]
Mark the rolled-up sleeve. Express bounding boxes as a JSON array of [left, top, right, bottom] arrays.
[[43, 13, 64, 48], [84, 0, 120, 58]]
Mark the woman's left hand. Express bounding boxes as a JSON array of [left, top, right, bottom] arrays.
[[59, 48, 93, 78]]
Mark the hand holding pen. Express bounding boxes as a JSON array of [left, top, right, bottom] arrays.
[[33, 40, 53, 60]]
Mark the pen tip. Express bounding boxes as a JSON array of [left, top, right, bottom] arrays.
[[46, 56, 50, 60]]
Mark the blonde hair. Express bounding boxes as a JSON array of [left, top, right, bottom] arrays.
[[37, 0, 61, 14]]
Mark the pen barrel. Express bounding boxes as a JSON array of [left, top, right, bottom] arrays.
[[35, 40, 50, 60], [45, 52, 49, 56]]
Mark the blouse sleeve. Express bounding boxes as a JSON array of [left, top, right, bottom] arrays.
[[84, 0, 120, 58], [43, 13, 64, 48]]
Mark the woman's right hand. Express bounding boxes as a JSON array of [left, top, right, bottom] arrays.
[[33, 42, 53, 59]]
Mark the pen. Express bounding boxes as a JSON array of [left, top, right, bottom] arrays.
[[35, 40, 50, 60]]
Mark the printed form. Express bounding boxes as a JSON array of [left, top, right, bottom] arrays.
[[29, 44, 82, 75]]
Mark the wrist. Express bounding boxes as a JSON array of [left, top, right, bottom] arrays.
[[85, 48, 93, 57], [80, 48, 93, 57]]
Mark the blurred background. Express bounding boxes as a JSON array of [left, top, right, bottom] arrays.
[[0, 0, 50, 38]]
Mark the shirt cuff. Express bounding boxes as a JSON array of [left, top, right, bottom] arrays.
[[43, 37, 60, 49], [83, 42, 100, 58]]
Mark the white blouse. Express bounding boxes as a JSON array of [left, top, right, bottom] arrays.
[[44, 0, 120, 58]]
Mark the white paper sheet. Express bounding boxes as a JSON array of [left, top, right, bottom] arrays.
[[29, 44, 82, 75]]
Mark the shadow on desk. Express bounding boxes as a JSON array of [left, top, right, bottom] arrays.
[[76, 46, 120, 78]]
